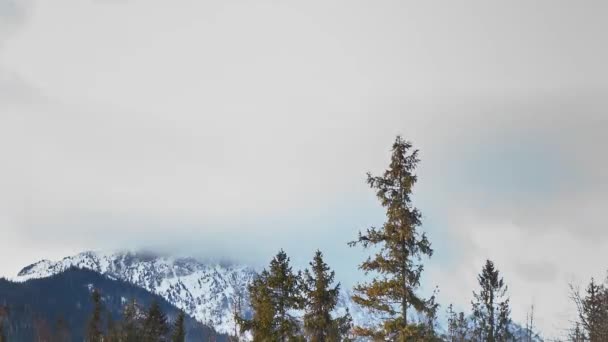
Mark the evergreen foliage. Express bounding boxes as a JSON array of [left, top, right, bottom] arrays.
[[348, 136, 433, 340], [239, 249, 304, 341], [302, 250, 352, 342], [0, 268, 222, 341], [446, 304, 470, 342], [571, 277, 608, 341], [143, 301, 170, 342], [172, 310, 186, 342], [471, 260, 511, 342], [122, 299, 143, 342], [87, 289, 104, 342]]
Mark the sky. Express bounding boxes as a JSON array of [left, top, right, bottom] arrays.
[[1, 0, 608, 338]]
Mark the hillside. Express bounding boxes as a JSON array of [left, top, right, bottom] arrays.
[[0, 268, 227, 341]]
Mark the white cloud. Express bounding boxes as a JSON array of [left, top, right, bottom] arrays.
[[1, 1, 608, 339]]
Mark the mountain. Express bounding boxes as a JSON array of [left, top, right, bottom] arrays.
[[14, 251, 379, 336], [0, 268, 226, 341]]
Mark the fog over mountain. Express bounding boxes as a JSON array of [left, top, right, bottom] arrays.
[[1, 0, 608, 339]]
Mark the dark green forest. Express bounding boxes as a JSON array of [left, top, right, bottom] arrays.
[[0, 268, 225, 342]]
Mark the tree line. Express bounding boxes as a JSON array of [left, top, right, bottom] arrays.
[[232, 136, 608, 341], [85, 289, 187, 342], [2, 136, 606, 341], [234, 137, 515, 342]]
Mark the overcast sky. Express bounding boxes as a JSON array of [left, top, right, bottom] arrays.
[[2, 0, 608, 338]]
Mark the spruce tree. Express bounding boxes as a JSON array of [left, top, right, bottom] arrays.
[[569, 322, 586, 342], [143, 301, 169, 342], [239, 269, 276, 340], [571, 278, 608, 341], [87, 289, 104, 342], [303, 250, 352, 342], [447, 304, 470, 342], [240, 250, 304, 341], [122, 299, 142, 342], [269, 249, 305, 341], [471, 260, 511, 342], [348, 136, 433, 340], [171, 311, 186, 342]]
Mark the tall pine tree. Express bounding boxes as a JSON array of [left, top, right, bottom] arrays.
[[471, 260, 511, 342], [348, 136, 433, 340], [303, 250, 352, 342], [87, 289, 104, 342]]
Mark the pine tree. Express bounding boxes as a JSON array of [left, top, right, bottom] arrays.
[[86, 289, 104, 342], [239, 250, 304, 341], [569, 322, 586, 342], [422, 289, 442, 341], [239, 270, 276, 340], [348, 136, 433, 340], [303, 250, 352, 342], [171, 310, 186, 342], [447, 304, 470, 342], [143, 301, 169, 342], [571, 278, 608, 341], [231, 284, 244, 342], [525, 304, 535, 342], [122, 299, 142, 342], [471, 260, 511, 342], [268, 250, 304, 341]]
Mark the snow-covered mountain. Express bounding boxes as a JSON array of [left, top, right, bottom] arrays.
[[14, 251, 378, 335]]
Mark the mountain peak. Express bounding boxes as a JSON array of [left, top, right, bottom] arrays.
[[14, 250, 259, 334]]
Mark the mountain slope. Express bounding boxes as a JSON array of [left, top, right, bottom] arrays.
[[14, 251, 380, 336], [15, 251, 256, 335], [0, 268, 226, 341]]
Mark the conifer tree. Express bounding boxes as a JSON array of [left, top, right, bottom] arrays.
[[348, 136, 433, 340], [87, 289, 104, 342], [171, 310, 186, 342], [571, 278, 608, 341], [122, 299, 142, 342], [239, 250, 304, 341], [231, 286, 244, 342], [471, 260, 511, 342], [239, 270, 276, 340], [525, 304, 535, 342], [143, 301, 169, 342], [447, 304, 470, 342], [268, 249, 304, 341], [303, 250, 352, 342], [422, 289, 443, 341], [569, 322, 586, 342]]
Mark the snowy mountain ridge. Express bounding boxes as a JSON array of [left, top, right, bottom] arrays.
[[13, 251, 378, 335]]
